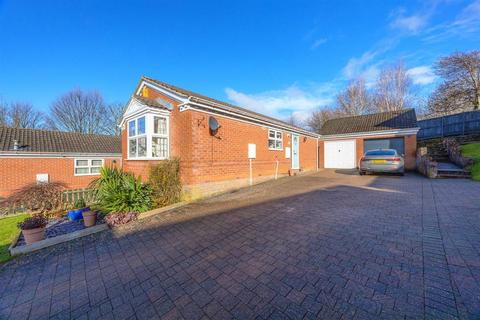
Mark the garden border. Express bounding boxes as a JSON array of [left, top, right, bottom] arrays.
[[9, 224, 108, 256]]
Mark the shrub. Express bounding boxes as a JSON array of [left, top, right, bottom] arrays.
[[149, 158, 182, 207], [4, 182, 66, 213], [73, 198, 86, 209], [104, 212, 138, 227], [17, 214, 48, 230], [90, 166, 152, 213]]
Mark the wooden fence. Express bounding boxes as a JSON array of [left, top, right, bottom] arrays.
[[62, 189, 96, 207], [418, 110, 480, 140]]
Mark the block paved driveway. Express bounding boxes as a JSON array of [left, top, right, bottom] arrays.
[[1, 171, 480, 319]]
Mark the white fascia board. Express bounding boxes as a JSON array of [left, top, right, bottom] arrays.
[[320, 128, 420, 140], [183, 101, 319, 138], [0, 152, 121, 158]]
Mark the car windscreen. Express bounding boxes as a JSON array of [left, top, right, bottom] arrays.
[[365, 150, 396, 156]]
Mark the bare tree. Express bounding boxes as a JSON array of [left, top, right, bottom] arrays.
[[9, 102, 44, 128], [0, 98, 7, 126], [307, 107, 337, 133], [428, 50, 480, 114], [284, 113, 302, 127], [102, 102, 127, 135], [336, 77, 372, 116], [372, 60, 412, 112], [49, 89, 107, 134]]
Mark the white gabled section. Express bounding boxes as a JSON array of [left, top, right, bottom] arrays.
[[120, 97, 171, 127]]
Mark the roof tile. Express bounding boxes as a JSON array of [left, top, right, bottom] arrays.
[[0, 127, 121, 154], [320, 109, 418, 135]]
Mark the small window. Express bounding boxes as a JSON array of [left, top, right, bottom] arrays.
[[154, 117, 167, 135], [152, 137, 168, 158], [268, 129, 283, 150], [74, 159, 104, 176], [137, 116, 146, 135], [128, 120, 136, 137]]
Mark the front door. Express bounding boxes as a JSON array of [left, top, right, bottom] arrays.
[[291, 135, 300, 169]]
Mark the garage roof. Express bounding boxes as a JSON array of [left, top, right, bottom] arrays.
[[320, 109, 418, 136], [0, 127, 121, 154]]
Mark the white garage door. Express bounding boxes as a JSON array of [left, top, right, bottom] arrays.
[[324, 140, 356, 169]]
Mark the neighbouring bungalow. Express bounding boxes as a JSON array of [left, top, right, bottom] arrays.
[[318, 109, 420, 170], [120, 76, 320, 198], [0, 127, 121, 197]]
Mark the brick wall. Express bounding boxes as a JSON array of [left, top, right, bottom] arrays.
[[123, 87, 319, 194], [318, 134, 417, 170], [0, 157, 120, 198]]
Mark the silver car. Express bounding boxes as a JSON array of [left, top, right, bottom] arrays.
[[359, 149, 404, 175]]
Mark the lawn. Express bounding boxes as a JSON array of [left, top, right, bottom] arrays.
[[0, 214, 29, 263], [460, 142, 480, 181]]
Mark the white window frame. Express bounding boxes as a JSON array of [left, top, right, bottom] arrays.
[[127, 113, 170, 160], [74, 158, 104, 176], [268, 129, 283, 150]]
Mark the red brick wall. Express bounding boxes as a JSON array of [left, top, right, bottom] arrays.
[[318, 134, 417, 170], [122, 87, 319, 187], [0, 157, 120, 198]]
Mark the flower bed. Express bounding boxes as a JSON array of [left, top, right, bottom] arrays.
[[13, 214, 105, 248]]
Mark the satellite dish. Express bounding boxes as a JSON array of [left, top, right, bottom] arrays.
[[209, 116, 220, 135]]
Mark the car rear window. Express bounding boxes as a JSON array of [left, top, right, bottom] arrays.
[[365, 150, 396, 156]]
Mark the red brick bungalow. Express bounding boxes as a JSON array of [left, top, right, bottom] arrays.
[[120, 76, 320, 197], [0, 127, 121, 197]]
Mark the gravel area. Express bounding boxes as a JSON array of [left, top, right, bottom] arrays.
[[15, 214, 104, 247]]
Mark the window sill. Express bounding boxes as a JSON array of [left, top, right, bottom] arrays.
[[268, 148, 283, 151], [127, 157, 169, 161], [74, 173, 101, 177]]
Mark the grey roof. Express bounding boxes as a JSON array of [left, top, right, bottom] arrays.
[[141, 76, 317, 136], [320, 109, 418, 136], [0, 127, 122, 154]]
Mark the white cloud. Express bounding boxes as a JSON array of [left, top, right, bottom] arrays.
[[311, 38, 327, 50], [407, 65, 437, 85], [342, 50, 380, 79], [423, 0, 480, 42], [225, 83, 336, 122], [391, 13, 428, 33]]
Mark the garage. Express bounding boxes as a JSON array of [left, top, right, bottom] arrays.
[[324, 140, 356, 169], [364, 138, 405, 156], [319, 109, 420, 171]]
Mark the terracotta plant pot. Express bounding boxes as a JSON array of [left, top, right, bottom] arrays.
[[22, 227, 46, 245], [82, 210, 97, 227]]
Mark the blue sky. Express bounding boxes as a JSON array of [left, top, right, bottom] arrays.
[[0, 0, 479, 122]]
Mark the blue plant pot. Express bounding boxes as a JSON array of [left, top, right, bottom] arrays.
[[67, 209, 84, 221]]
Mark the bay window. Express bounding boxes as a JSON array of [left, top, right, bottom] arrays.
[[128, 114, 169, 159]]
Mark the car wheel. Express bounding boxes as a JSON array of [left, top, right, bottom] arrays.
[[359, 170, 365, 176]]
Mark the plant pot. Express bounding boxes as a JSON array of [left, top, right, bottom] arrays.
[[22, 227, 46, 245], [82, 210, 97, 227]]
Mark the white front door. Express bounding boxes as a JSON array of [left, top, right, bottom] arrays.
[[324, 140, 356, 169], [291, 135, 300, 169]]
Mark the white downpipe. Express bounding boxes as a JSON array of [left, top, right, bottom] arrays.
[[316, 138, 319, 171], [249, 159, 253, 186], [275, 160, 279, 179]]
